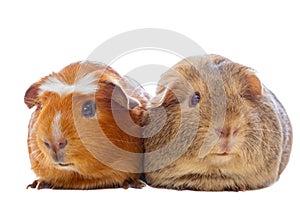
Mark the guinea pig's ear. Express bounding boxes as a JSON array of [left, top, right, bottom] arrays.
[[109, 78, 142, 110], [244, 69, 262, 99], [111, 85, 141, 109], [147, 87, 168, 108], [147, 85, 178, 109], [24, 83, 40, 109]]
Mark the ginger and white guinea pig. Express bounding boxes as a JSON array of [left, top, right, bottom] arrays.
[[24, 61, 149, 189], [143, 54, 292, 191]]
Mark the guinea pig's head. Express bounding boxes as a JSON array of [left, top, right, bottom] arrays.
[[144, 54, 264, 171], [25, 61, 146, 174]]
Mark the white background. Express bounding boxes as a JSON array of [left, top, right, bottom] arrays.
[[0, 0, 299, 199]]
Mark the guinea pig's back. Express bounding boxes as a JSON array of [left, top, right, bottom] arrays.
[[264, 87, 293, 175]]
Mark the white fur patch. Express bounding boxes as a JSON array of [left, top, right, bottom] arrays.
[[39, 71, 99, 96], [52, 112, 62, 140], [80, 60, 106, 66]]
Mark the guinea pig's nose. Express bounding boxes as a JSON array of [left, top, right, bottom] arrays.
[[215, 127, 238, 138], [44, 139, 68, 151], [57, 140, 68, 149]]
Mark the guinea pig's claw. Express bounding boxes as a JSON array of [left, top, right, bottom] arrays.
[[26, 180, 38, 189], [123, 179, 146, 189], [26, 180, 52, 189]]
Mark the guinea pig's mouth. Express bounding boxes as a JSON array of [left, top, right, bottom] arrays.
[[58, 162, 73, 167], [211, 152, 233, 156], [216, 152, 229, 156]]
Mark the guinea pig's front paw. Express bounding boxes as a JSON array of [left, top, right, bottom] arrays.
[[122, 179, 146, 189], [26, 179, 53, 189]]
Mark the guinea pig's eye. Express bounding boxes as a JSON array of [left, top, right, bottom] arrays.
[[82, 100, 96, 118], [189, 92, 201, 107]]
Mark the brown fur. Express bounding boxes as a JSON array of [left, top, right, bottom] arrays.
[[25, 61, 148, 189], [144, 54, 292, 191]]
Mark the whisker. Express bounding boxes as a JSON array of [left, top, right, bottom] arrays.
[[242, 130, 280, 157]]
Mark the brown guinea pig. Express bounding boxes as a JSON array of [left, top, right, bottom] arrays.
[[24, 61, 149, 189], [143, 54, 292, 191]]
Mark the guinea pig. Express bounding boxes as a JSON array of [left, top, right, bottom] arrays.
[[24, 61, 149, 189], [143, 54, 292, 191]]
